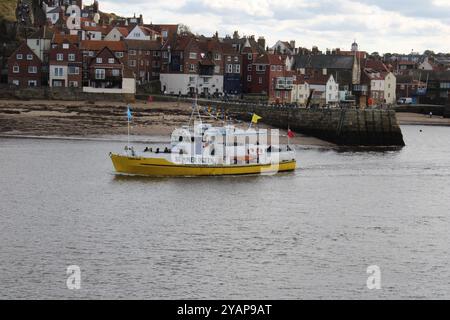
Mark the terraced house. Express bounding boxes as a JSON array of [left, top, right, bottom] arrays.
[[49, 40, 82, 88], [8, 43, 43, 88], [160, 35, 224, 96]]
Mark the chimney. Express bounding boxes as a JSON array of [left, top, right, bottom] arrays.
[[289, 40, 295, 49], [257, 37, 266, 50]]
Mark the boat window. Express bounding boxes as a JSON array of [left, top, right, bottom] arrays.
[[191, 137, 195, 142], [179, 136, 183, 142]]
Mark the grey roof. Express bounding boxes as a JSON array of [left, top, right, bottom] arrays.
[[293, 55, 355, 70]]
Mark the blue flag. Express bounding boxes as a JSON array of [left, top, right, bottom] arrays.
[[127, 106, 132, 121]]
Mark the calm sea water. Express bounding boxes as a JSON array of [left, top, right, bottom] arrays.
[[0, 125, 449, 299]]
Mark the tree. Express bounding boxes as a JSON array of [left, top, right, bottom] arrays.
[[178, 24, 192, 35]]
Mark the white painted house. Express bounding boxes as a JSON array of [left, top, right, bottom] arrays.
[[160, 74, 224, 96], [46, 7, 61, 24], [27, 28, 52, 62], [309, 75, 339, 106], [104, 27, 129, 41], [291, 81, 310, 105], [325, 75, 339, 105], [126, 25, 160, 41], [383, 72, 396, 104]]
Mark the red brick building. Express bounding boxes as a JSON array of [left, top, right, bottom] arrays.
[[125, 39, 162, 84], [86, 47, 125, 89], [247, 53, 293, 102], [49, 40, 83, 87], [8, 43, 43, 88]]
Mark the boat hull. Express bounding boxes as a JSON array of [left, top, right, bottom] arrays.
[[110, 154, 296, 177]]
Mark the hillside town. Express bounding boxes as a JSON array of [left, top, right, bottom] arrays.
[[2, 0, 450, 108]]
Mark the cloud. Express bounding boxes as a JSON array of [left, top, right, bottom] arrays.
[[99, 0, 450, 54]]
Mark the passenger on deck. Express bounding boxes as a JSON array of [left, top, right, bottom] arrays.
[[156, 148, 160, 154], [164, 147, 170, 153]]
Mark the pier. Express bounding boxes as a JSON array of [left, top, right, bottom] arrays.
[[148, 96, 405, 147]]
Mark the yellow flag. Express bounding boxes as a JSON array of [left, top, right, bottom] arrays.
[[251, 114, 262, 124]]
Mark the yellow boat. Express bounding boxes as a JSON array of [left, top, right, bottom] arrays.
[[110, 153, 296, 177], [110, 105, 297, 177]]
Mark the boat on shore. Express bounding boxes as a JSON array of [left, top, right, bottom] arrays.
[[110, 104, 296, 177]]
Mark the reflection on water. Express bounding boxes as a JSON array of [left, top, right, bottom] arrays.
[[0, 125, 450, 299]]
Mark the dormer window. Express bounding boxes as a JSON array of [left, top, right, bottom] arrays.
[[96, 58, 103, 64], [63, 43, 69, 49], [16, 54, 23, 60], [27, 54, 33, 60]]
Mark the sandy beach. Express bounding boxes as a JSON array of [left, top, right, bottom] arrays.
[[0, 99, 334, 147]]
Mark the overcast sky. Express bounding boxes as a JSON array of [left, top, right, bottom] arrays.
[[97, 0, 450, 54]]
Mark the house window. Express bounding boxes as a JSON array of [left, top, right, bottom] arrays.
[[153, 51, 160, 57], [53, 80, 63, 87], [226, 64, 233, 73], [162, 30, 168, 38], [112, 69, 120, 77], [214, 66, 220, 74], [27, 54, 33, 60], [116, 52, 124, 58], [248, 65, 252, 71], [234, 56, 239, 62], [189, 64, 195, 72], [258, 77, 262, 84], [68, 54, 75, 61], [234, 65, 240, 74], [227, 56, 231, 62], [271, 65, 276, 71], [54, 67, 64, 76], [189, 52, 197, 59], [63, 43, 69, 49], [278, 65, 282, 71], [146, 51, 150, 56], [16, 54, 23, 60], [12, 80, 19, 86], [214, 53, 221, 60], [96, 58, 103, 63], [57, 53, 64, 61], [162, 52, 168, 59], [108, 58, 115, 64], [13, 66, 19, 73], [68, 67, 79, 75], [247, 75, 251, 82], [28, 66, 37, 74], [28, 80, 37, 87], [69, 81, 78, 87], [88, 51, 94, 57], [128, 60, 136, 67], [248, 53, 252, 60], [257, 65, 266, 72], [95, 69, 105, 79], [276, 91, 281, 98], [129, 50, 136, 56]]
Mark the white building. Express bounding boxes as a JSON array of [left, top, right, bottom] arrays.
[[160, 74, 224, 96], [325, 75, 339, 105], [104, 27, 129, 41], [26, 28, 52, 61], [271, 40, 296, 55], [291, 81, 310, 105], [49, 65, 68, 87], [126, 25, 160, 41], [418, 57, 434, 71], [383, 72, 396, 104], [46, 7, 61, 24]]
